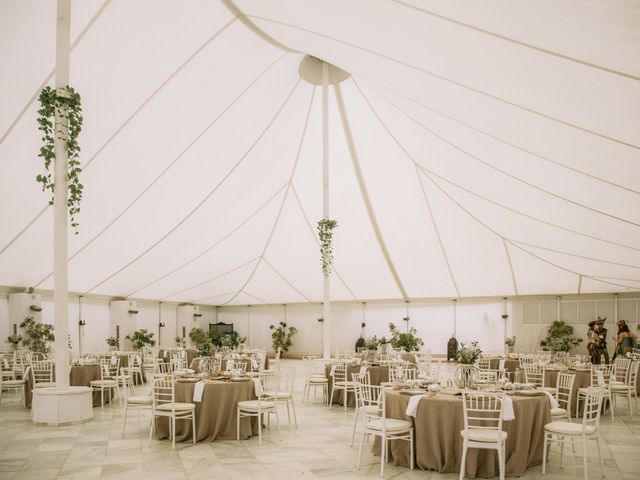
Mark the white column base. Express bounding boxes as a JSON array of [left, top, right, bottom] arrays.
[[31, 386, 93, 426]]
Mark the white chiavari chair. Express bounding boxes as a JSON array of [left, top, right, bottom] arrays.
[[609, 360, 639, 417], [302, 358, 328, 404], [237, 371, 280, 445], [460, 392, 507, 480], [149, 375, 196, 449], [551, 373, 575, 422], [356, 386, 414, 477], [543, 387, 605, 480]]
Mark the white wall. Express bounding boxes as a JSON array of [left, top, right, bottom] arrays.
[[219, 299, 509, 356], [511, 294, 640, 355], [0, 294, 11, 347], [3, 290, 636, 357]]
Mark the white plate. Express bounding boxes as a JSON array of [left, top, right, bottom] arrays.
[[517, 389, 543, 396]]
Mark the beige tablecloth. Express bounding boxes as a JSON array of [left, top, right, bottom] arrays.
[[24, 365, 106, 408], [325, 364, 389, 407], [155, 380, 258, 443], [158, 349, 198, 366], [379, 391, 551, 478], [489, 358, 519, 376], [544, 369, 591, 417]]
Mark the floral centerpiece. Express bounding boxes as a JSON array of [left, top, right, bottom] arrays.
[[505, 336, 515, 354], [454, 341, 482, 389], [456, 341, 482, 364]]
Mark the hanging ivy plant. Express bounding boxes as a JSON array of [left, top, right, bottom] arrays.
[[317, 218, 337, 275], [36, 85, 84, 233]]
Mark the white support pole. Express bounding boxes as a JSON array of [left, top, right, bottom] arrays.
[[453, 299, 457, 338], [321, 61, 331, 360], [54, 0, 71, 390], [247, 305, 252, 348]]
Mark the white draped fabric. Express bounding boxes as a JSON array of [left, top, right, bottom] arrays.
[[0, 0, 638, 305]]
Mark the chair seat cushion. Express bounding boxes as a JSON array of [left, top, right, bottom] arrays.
[[609, 384, 631, 391], [2, 379, 25, 386], [126, 396, 152, 405], [551, 407, 568, 416], [307, 377, 327, 384], [540, 387, 557, 394], [363, 405, 380, 415], [544, 421, 596, 435], [156, 402, 195, 411], [34, 382, 55, 388], [90, 380, 117, 387], [263, 391, 292, 399], [333, 381, 354, 387], [460, 428, 508, 443], [366, 418, 412, 432], [237, 400, 277, 411]]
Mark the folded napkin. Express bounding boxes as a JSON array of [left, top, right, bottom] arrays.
[[192, 381, 206, 402], [499, 359, 506, 370], [406, 394, 423, 417], [253, 378, 262, 396], [23, 365, 31, 381], [163, 350, 169, 358], [541, 390, 559, 410], [503, 396, 515, 421]]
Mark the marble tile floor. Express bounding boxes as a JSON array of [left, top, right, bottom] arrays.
[[0, 359, 639, 480]]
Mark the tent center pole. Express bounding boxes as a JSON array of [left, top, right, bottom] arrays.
[[53, 0, 71, 390], [321, 61, 331, 360]]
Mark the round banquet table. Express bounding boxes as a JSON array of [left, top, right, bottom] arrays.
[[158, 349, 198, 366], [544, 369, 591, 417], [24, 364, 108, 408], [154, 380, 258, 443], [379, 390, 551, 478], [325, 364, 389, 407], [489, 358, 520, 379]]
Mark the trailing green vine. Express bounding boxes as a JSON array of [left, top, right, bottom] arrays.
[[36, 86, 84, 233], [317, 218, 337, 275]]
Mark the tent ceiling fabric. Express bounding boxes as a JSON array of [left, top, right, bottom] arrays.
[[0, 0, 638, 305]]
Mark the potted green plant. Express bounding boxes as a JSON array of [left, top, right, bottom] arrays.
[[269, 321, 297, 356], [388, 323, 424, 352], [220, 331, 246, 349], [539, 321, 582, 353], [189, 328, 212, 356], [105, 336, 119, 351], [455, 341, 482, 389], [125, 329, 156, 351], [19, 316, 55, 355], [6, 334, 22, 351]]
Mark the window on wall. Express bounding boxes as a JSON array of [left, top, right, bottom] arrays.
[[540, 302, 556, 324], [619, 300, 638, 325], [522, 303, 540, 325], [578, 301, 596, 324], [596, 300, 614, 322], [560, 301, 578, 324]]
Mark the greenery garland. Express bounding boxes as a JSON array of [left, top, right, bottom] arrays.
[[317, 218, 337, 275], [36, 86, 84, 233]]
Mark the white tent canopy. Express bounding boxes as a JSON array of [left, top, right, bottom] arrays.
[[1, 0, 639, 306]]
